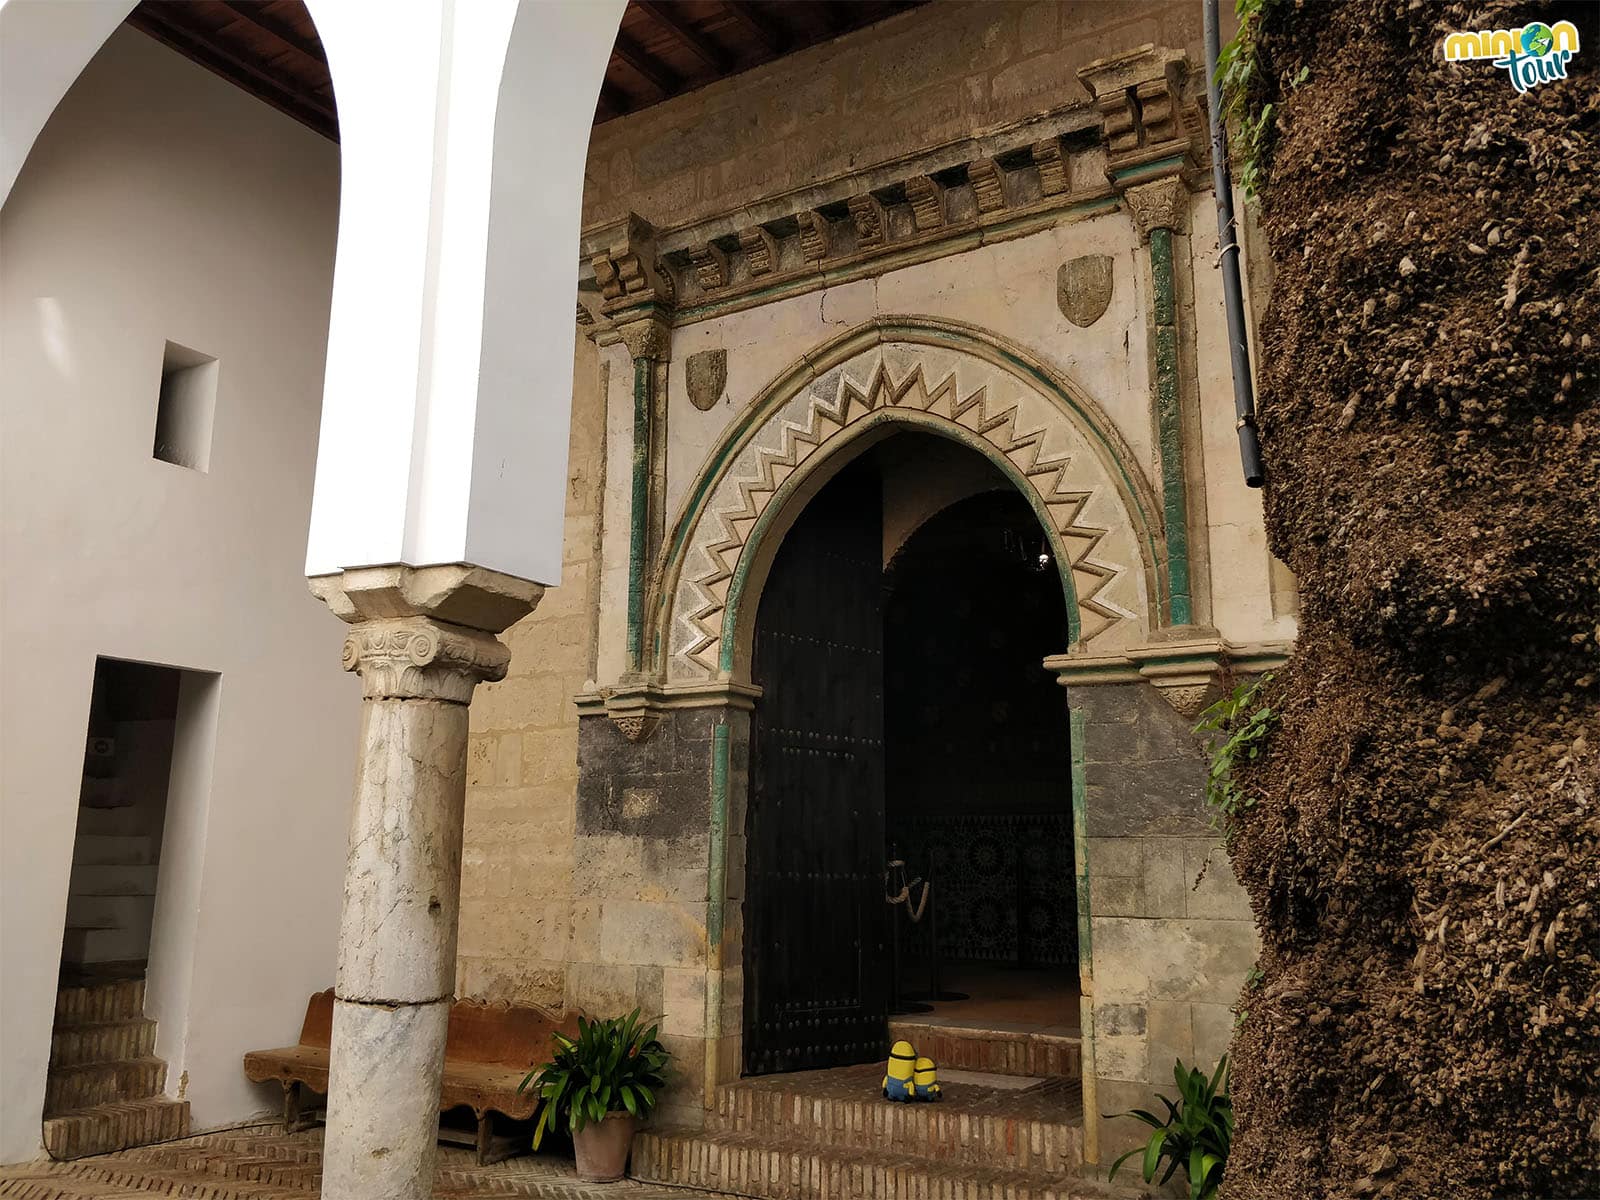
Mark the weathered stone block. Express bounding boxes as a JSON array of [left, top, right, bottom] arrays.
[[1145, 1000, 1195, 1079], [663, 967, 708, 1038], [599, 899, 708, 969], [1184, 840, 1253, 922], [1092, 1002, 1148, 1082], [1141, 838, 1188, 918], [1089, 873, 1140, 918], [1092, 916, 1260, 1005], [1192, 1002, 1237, 1071], [1085, 836, 1143, 878]]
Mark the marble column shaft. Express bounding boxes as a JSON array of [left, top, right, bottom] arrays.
[[311, 567, 540, 1200]]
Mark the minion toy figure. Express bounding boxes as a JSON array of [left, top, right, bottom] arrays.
[[882, 1040, 917, 1101], [912, 1056, 942, 1102]]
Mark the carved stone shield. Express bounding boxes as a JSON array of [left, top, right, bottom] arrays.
[[1058, 255, 1114, 327], [686, 348, 727, 411]]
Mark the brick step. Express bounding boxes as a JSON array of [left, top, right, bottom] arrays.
[[49, 1017, 157, 1067], [712, 1076, 1083, 1175], [54, 979, 146, 1027], [41, 1097, 190, 1161], [44, 1057, 166, 1116], [888, 1020, 1082, 1079], [61, 925, 150, 966], [632, 1128, 1118, 1200]]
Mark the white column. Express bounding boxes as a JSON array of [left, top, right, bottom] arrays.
[[311, 566, 540, 1199]]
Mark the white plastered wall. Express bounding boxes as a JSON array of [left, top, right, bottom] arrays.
[[0, 29, 353, 1163]]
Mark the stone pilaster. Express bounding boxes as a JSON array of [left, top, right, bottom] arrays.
[[310, 564, 541, 1200], [1080, 47, 1209, 631], [593, 214, 674, 677]]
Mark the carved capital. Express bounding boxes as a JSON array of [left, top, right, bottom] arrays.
[[310, 565, 543, 704], [340, 618, 511, 702], [1124, 177, 1191, 240], [616, 314, 672, 361]]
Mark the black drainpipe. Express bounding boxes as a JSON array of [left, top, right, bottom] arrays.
[[1203, 0, 1265, 487]]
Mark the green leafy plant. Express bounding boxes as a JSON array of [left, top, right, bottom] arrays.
[[1212, 0, 1280, 198], [1107, 1057, 1234, 1200], [1193, 674, 1276, 819], [519, 1010, 669, 1149]]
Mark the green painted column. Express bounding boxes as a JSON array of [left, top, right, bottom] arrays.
[[1125, 177, 1196, 628], [626, 353, 653, 671], [615, 313, 670, 675]]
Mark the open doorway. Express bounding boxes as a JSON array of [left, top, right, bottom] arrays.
[[883, 489, 1079, 1043], [741, 432, 1079, 1079], [46, 657, 194, 1158]]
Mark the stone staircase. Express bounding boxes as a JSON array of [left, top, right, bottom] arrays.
[[886, 1018, 1082, 1080], [43, 978, 189, 1160], [632, 1057, 1135, 1200]]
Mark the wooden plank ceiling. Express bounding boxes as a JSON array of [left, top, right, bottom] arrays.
[[124, 0, 927, 141]]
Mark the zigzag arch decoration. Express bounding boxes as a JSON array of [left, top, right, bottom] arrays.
[[651, 318, 1163, 684]]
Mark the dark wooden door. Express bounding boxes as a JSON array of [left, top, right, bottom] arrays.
[[743, 460, 887, 1075]]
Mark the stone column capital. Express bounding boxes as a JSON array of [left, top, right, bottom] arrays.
[[1123, 177, 1192, 241], [310, 563, 543, 702], [616, 312, 673, 361]]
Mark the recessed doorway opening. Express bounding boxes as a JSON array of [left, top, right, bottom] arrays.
[[741, 432, 1079, 1080]]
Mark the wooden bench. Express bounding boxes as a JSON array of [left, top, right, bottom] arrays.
[[243, 989, 578, 1164]]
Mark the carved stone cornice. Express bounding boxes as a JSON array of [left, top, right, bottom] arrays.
[[310, 564, 543, 704], [591, 212, 674, 315], [1047, 635, 1292, 718], [1123, 177, 1192, 241], [1078, 45, 1205, 186], [576, 677, 762, 742], [738, 226, 778, 275], [905, 175, 945, 231]]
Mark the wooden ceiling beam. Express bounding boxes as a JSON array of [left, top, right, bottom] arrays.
[[721, 1, 785, 57], [636, 0, 729, 73], [613, 30, 680, 97], [217, 0, 327, 75], [598, 81, 634, 121]]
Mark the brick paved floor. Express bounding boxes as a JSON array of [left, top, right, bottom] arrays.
[[0, 1124, 721, 1200]]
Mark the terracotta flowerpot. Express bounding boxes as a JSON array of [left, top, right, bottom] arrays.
[[572, 1111, 636, 1182]]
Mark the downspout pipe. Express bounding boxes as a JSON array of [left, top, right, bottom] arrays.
[[1203, 0, 1266, 488]]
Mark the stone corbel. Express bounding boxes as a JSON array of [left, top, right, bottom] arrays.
[[738, 226, 778, 276], [577, 677, 763, 743], [797, 210, 831, 261], [1077, 45, 1204, 185], [847, 193, 886, 248], [905, 175, 945, 232], [688, 241, 730, 290], [592, 212, 675, 316], [967, 157, 1008, 214]]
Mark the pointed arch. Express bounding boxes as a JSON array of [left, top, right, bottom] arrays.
[[649, 316, 1165, 684]]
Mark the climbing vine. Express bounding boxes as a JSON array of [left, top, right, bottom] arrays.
[[1212, 0, 1303, 199], [1193, 675, 1276, 820]]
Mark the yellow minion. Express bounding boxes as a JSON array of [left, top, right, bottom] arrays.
[[912, 1056, 941, 1102], [882, 1040, 917, 1101]]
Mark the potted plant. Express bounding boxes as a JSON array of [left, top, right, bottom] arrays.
[[1107, 1056, 1233, 1200], [520, 1009, 669, 1182]]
